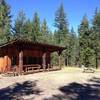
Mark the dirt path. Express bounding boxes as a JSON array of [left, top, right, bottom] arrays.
[[0, 69, 100, 100]]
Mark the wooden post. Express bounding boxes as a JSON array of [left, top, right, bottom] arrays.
[[19, 51, 23, 75], [16, 54, 19, 74], [3, 49, 9, 72], [58, 51, 62, 70], [42, 52, 46, 71], [4, 56, 8, 72]]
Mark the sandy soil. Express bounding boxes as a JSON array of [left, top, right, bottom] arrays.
[[0, 68, 100, 100]]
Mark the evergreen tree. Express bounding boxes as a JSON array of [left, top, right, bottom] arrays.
[[54, 3, 70, 66], [14, 10, 26, 39], [91, 8, 100, 68], [69, 27, 77, 66], [24, 19, 33, 41], [78, 15, 94, 67], [32, 12, 41, 41], [0, 0, 12, 43], [41, 18, 50, 43], [54, 3, 69, 45], [41, 19, 48, 34]]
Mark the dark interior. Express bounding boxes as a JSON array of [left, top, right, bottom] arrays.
[[23, 57, 42, 65]]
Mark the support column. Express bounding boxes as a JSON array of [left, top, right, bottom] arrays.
[[19, 51, 23, 75], [42, 52, 46, 71], [58, 51, 62, 70], [4, 49, 9, 72], [4, 56, 8, 72]]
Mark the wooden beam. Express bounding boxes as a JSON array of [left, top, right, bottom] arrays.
[[19, 51, 23, 75]]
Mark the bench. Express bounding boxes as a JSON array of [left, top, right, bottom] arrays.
[[23, 64, 41, 72]]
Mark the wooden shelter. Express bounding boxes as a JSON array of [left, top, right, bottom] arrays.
[[0, 39, 65, 75]]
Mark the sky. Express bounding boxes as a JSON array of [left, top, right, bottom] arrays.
[[7, 0, 100, 33]]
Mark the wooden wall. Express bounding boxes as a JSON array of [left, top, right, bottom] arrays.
[[23, 50, 50, 66], [0, 56, 11, 72]]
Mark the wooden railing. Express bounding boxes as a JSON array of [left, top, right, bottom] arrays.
[[23, 64, 41, 73], [8, 64, 61, 75]]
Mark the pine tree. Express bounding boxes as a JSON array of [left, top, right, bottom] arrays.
[[0, 0, 12, 43], [54, 3, 70, 66], [91, 8, 100, 68], [14, 10, 26, 39], [78, 15, 94, 67], [69, 27, 77, 66], [24, 19, 33, 41], [41, 18, 50, 43], [41, 19, 48, 34], [54, 3, 69, 45], [32, 12, 41, 41]]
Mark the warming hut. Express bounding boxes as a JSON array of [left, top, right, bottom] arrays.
[[0, 39, 65, 75]]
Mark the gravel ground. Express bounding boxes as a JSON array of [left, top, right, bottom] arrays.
[[0, 69, 100, 100]]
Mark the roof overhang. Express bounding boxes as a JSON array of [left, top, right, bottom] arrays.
[[0, 39, 65, 52]]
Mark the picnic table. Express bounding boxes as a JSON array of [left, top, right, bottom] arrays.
[[81, 65, 95, 73]]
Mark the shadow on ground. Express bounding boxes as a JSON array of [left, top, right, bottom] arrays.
[[44, 77, 100, 100], [0, 80, 42, 100]]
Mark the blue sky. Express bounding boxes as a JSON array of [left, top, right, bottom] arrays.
[[7, 0, 100, 33]]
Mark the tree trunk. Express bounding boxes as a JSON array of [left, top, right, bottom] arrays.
[[96, 57, 98, 69], [67, 56, 69, 66], [95, 52, 98, 69]]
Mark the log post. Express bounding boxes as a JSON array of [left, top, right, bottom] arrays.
[[42, 52, 46, 71], [58, 51, 62, 70], [16, 54, 19, 74], [19, 51, 23, 75], [4, 56, 8, 72]]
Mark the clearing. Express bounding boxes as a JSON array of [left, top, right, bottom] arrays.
[[0, 67, 100, 100]]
